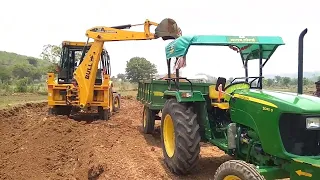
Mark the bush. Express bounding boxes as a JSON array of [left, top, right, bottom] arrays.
[[15, 77, 30, 93]]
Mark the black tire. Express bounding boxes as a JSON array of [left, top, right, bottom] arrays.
[[160, 98, 201, 175], [49, 106, 71, 116], [214, 160, 265, 180], [98, 107, 110, 120], [142, 106, 155, 134], [112, 94, 120, 112], [48, 107, 55, 115]]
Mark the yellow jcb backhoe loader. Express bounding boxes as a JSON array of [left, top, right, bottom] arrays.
[[47, 41, 120, 117], [47, 18, 181, 120]]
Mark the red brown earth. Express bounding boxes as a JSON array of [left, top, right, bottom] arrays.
[[0, 98, 232, 180]]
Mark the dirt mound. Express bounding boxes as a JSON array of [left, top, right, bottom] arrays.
[[0, 102, 46, 118], [0, 99, 228, 180]]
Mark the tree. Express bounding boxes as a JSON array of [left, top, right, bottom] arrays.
[[125, 57, 157, 83], [275, 76, 282, 85], [117, 73, 126, 81], [40, 44, 61, 64], [303, 77, 310, 85], [27, 57, 38, 66], [266, 78, 274, 87], [290, 78, 298, 85], [282, 77, 291, 87], [0, 68, 11, 83], [227, 77, 234, 84]]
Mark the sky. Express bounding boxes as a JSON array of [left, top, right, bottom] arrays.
[[0, 0, 319, 78]]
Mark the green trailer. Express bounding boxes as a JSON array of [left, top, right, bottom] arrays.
[[137, 79, 213, 133], [145, 29, 319, 180]]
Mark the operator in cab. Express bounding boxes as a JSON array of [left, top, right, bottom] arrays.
[[313, 80, 320, 97]]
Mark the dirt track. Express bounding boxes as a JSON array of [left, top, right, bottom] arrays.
[[0, 98, 231, 180]]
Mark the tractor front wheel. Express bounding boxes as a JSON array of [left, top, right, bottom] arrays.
[[160, 98, 201, 175], [214, 160, 265, 180]]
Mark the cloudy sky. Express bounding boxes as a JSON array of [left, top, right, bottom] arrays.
[[0, 0, 318, 78]]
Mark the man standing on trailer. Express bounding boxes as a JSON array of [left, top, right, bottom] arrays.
[[313, 80, 320, 97]]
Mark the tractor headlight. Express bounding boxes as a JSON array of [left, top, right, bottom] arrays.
[[306, 117, 320, 130], [181, 92, 192, 98]]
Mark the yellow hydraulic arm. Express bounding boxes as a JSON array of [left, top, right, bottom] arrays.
[[73, 18, 181, 108]]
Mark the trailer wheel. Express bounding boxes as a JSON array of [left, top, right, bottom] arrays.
[[161, 98, 201, 175], [214, 160, 265, 180], [142, 106, 155, 134], [98, 107, 110, 120], [112, 94, 120, 112]]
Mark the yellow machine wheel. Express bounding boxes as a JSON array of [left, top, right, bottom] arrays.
[[214, 160, 265, 180], [160, 98, 201, 175], [223, 175, 241, 180], [142, 106, 155, 134], [163, 114, 175, 157], [112, 93, 120, 112]]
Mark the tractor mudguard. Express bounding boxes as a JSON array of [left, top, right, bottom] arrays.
[[163, 90, 205, 102]]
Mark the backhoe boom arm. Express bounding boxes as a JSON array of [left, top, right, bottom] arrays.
[[86, 20, 160, 41], [74, 18, 181, 108]]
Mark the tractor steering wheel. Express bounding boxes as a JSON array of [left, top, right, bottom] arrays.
[[223, 81, 250, 101]]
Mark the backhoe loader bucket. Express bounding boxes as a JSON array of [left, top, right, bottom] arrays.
[[155, 18, 182, 40]]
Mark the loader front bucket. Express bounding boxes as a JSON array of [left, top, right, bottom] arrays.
[[155, 18, 182, 40], [290, 157, 320, 180]]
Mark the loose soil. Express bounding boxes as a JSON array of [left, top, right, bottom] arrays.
[[0, 98, 231, 180]]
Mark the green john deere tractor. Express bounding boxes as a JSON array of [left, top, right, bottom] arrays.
[[160, 29, 320, 180]]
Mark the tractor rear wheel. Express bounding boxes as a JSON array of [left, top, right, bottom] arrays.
[[214, 160, 265, 180], [142, 106, 155, 134], [160, 98, 201, 175]]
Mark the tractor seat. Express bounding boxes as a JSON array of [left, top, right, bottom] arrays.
[[208, 85, 229, 109], [212, 102, 229, 109]]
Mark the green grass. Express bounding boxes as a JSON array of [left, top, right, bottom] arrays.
[[265, 85, 314, 95], [0, 84, 316, 110], [0, 93, 47, 109], [118, 90, 137, 97]]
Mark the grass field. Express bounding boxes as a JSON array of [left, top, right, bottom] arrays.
[[0, 84, 316, 109], [0, 93, 47, 109]]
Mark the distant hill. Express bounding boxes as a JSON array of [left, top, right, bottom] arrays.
[[0, 51, 53, 82], [0, 51, 50, 67]]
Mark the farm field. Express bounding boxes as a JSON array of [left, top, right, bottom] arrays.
[[0, 95, 234, 180]]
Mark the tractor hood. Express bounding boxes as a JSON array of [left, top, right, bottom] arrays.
[[235, 89, 320, 113]]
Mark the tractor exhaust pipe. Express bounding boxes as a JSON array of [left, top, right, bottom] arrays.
[[298, 28, 308, 94]]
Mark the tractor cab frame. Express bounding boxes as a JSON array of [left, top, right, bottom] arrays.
[[164, 35, 284, 92]]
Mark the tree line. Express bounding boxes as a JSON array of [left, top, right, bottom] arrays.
[[0, 43, 318, 94]]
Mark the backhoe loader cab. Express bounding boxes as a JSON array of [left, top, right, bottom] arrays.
[[160, 31, 320, 179]]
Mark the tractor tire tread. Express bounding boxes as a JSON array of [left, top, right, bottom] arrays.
[[214, 160, 265, 180], [143, 106, 155, 134], [161, 98, 201, 175]]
